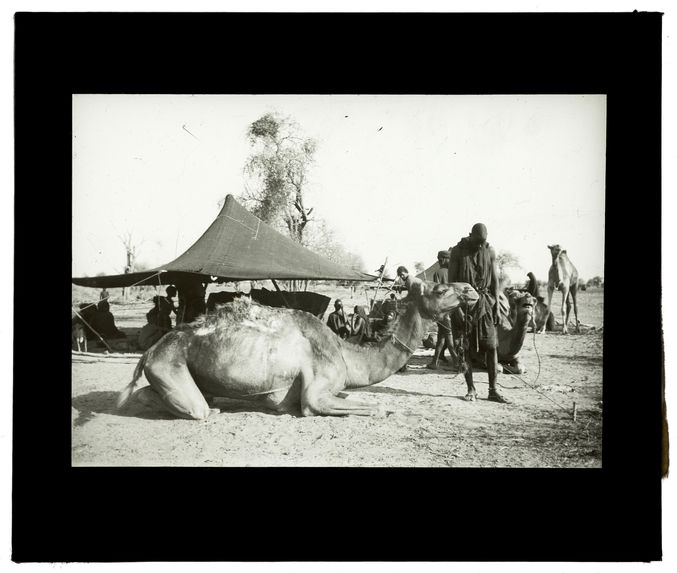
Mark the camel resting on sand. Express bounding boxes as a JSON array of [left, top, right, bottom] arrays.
[[479, 290, 535, 374], [117, 281, 478, 419]]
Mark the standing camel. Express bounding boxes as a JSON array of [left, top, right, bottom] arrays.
[[541, 244, 580, 334], [117, 281, 479, 419]]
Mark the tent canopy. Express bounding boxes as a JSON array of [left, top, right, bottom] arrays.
[[416, 261, 442, 281], [72, 195, 377, 289]]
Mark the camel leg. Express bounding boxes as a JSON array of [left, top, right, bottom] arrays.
[[300, 369, 378, 417], [301, 389, 379, 416], [561, 286, 570, 334], [144, 362, 216, 420], [565, 293, 573, 330], [539, 285, 555, 334], [570, 286, 580, 333]]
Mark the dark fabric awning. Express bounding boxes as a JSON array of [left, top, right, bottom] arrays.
[[72, 195, 377, 288]]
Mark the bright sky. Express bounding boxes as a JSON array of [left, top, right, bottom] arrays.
[[73, 94, 606, 284]]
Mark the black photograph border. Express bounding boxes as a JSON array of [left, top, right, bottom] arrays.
[[13, 11, 663, 563]]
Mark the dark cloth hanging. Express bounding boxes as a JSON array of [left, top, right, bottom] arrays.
[[448, 238, 498, 350]]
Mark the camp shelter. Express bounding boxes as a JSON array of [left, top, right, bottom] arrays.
[[72, 194, 377, 289], [416, 261, 442, 281]]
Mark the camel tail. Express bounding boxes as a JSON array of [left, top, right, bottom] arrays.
[[117, 352, 148, 409]]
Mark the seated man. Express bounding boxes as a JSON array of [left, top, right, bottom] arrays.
[[347, 305, 372, 344], [138, 308, 171, 350], [91, 300, 126, 339], [381, 293, 398, 321], [152, 291, 176, 331], [326, 299, 351, 339]]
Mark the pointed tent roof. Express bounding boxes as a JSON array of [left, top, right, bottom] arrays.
[[72, 195, 377, 288], [416, 260, 441, 281]]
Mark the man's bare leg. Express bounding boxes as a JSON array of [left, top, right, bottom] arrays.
[[486, 348, 510, 403]]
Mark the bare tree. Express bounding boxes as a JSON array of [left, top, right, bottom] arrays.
[[119, 232, 143, 300], [302, 217, 366, 272], [241, 112, 317, 244], [496, 250, 521, 287]]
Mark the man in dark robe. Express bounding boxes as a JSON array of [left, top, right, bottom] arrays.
[[448, 223, 510, 403], [91, 300, 126, 339], [176, 280, 207, 324], [427, 250, 456, 370], [326, 299, 351, 339], [138, 307, 171, 350], [524, 272, 540, 299]]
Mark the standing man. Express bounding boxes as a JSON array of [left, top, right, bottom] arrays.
[[327, 299, 351, 339], [395, 266, 425, 373], [427, 250, 456, 370], [448, 223, 510, 403], [175, 280, 207, 325]]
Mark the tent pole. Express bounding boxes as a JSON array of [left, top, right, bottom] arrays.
[[370, 257, 388, 312], [271, 279, 291, 309]]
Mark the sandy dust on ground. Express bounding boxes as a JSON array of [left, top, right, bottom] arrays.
[[72, 288, 603, 468]]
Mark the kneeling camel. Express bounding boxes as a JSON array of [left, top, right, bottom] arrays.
[[117, 281, 478, 419]]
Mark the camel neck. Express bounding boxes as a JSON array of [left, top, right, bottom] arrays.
[[505, 311, 531, 358], [340, 301, 426, 388]]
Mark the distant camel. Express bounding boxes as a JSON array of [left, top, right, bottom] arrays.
[[541, 244, 580, 334]]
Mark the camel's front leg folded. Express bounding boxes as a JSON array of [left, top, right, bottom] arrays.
[[302, 387, 379, 417]]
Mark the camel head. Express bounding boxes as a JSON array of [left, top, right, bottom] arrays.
[[547, 244, 568, 289], [547, 244, 563, 261], [415, 281, 479, 320], [507, 290, 535, 321]]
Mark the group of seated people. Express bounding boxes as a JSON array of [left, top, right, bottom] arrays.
[[75, 299, 126, 342], [325, 299, 374, 344], [75, 282, 211, 352], [326, 294, 400, 344]]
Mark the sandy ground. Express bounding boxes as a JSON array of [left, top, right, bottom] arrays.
[[72, 287, 603, 467]]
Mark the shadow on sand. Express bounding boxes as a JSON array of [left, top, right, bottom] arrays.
[[72, 389, 294, 425], [544, 354, 603, 367], [351, 384, 470, 401], [72, 391, 176, 426]]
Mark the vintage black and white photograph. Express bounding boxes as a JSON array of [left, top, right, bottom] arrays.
[[71, 94, 606, 467], [10, 8, 666, 564]]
